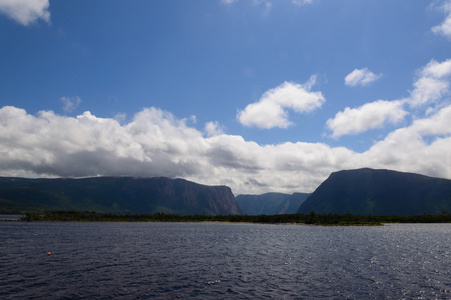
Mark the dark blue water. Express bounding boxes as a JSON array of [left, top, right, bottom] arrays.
[[1, 222, 451, 299]]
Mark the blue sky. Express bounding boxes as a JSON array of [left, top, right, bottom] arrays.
[[1, 0, 451, 194]]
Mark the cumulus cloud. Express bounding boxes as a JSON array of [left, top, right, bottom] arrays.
[[364, 105, 451, 177], [61, 96, 82, 113], [0, 0, 50, 26], [432, 1, 451, 39], [237, 76, 325, 129], [344, 68, 382, 87], [326, 100, 407, 138], [0, 105, 349, 194], [329, 59, 451, 138], [0, 106, 207, 179], [1, 102, 451, 194], [421, 58, 451, 78], [408, 59, 451, 107]]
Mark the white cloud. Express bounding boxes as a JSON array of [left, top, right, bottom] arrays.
[[364, 105, 451, 177], [1, 103, 451, 195], [329, 59, 451, 138], [326, 100, 407, 138], [411, 104, 451, 136], [0, 105, 355, 194], [237, 76, 325, 129], [344, 68, 382, 87], [421, 58, 451, 78], [408, 59, 451, 107], [432, 1, 451, 39], [0, 0, 50, 26], [61, 96, 82, 113], [204, 121, 224, 137]]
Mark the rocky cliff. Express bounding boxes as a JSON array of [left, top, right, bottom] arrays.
[[297, 168, 451, 216], [236, 192, 310, 215], [0, 176, 243, 215]]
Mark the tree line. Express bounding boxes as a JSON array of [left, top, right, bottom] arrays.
[[21, 210, 451, 225]]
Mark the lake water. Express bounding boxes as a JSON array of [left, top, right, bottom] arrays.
[[1, 222, 451, 299], [0, 214, 24, 221]]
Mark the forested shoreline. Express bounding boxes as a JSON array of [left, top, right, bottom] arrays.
[[19, 210, 451, 226]]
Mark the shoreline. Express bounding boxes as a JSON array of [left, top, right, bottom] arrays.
[[4, 211, 450, 225]]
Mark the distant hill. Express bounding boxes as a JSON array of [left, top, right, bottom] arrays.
[[297, 168, 451, 216], [236, 192, 310, 215], [0, 177, 243, 215]]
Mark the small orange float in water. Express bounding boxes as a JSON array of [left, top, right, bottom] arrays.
[[47, 252, 51, 256]]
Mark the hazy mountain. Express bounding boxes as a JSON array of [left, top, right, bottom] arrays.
[[297, 168, 451, 216], [236, 192, 310, 215], [0, 176, 243, 215]]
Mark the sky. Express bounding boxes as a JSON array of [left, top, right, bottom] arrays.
[[0, 0, 451, 195]]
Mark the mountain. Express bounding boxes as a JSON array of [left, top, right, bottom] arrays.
[[236, 192, 310, 215], [0, 176, 243, 215], [297, 168, 451, 216]]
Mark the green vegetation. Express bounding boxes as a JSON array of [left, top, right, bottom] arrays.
[[20, 210, 451, 225]]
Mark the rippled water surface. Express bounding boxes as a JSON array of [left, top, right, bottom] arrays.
[[1, 222, 451, 299]]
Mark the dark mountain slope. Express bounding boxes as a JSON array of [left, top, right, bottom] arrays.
[[236, 192, 310, 215], [0, 177, 243, 215], [297, 168, 451, 216]]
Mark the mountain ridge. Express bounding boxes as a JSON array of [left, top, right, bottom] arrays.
[[297, 168, 451, 216], [0, 176, 243, 215], [236, 192, 310, 215]]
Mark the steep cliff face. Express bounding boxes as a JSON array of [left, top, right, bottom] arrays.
[[120, 177, 242, 215], [297, 168, 451, 216], [236, 192, 310, 215], [0, 176, 243, 215]]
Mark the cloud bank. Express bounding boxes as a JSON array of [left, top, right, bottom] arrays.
[[2, 101, 451, 195], [0, 0, 50, 26], [237, 77, 325, 129]]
